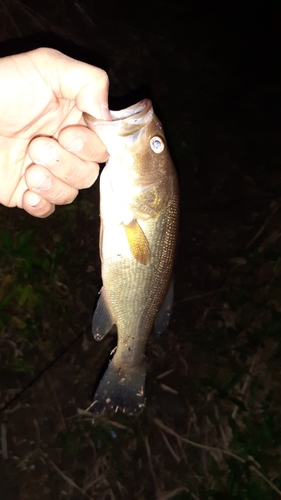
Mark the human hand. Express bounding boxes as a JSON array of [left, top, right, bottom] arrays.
[[0, 47, 110, 217]]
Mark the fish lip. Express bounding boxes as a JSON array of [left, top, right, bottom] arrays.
[[83, 99, 153, 135], [109, 99, 152, 121]]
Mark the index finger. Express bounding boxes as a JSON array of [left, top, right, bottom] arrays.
[[30, 48, 110, 119]]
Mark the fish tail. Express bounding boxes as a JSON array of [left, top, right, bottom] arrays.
[[89, 358, 146, 416]]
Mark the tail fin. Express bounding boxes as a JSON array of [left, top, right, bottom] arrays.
[[88, 359, 146, 416]]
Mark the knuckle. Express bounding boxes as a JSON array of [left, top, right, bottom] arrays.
[[95, 68, 109, 85]]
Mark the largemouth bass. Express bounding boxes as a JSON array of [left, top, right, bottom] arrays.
[[84, 99, 179, 416]]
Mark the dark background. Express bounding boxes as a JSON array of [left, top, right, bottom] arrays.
[[0, 1, 281, 499]]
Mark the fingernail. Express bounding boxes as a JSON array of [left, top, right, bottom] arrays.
[[33, 175, 52, 191], [64, 134, 84, 152], [34, 144, 57, 166], [28, 193, 43, 208], [101, 104, 111, 121]]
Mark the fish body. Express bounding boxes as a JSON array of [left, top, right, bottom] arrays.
[[83, 99, 179, 415]]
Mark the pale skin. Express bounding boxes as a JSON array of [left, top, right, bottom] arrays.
[[0, 47, 110, 217]]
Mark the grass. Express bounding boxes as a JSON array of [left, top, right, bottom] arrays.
[[0, 221, 67, 374], [5, 225, 281, 498], [1, 183, 281, 499]]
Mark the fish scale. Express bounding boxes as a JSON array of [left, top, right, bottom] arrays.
[[84, 99, 179, 415]]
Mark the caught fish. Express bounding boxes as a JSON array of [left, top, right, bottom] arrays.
[[83, 99, 179, 416]]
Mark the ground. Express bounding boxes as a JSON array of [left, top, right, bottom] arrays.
[[0, 1, 281, 499]]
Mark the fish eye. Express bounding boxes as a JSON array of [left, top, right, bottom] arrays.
[[150, 136, 165, 154]]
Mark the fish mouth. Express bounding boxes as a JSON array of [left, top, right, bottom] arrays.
[[109, 99, 151, 121], [83, 99, 154, 139]]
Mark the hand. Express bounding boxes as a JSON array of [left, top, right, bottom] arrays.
[[0, 47, 110, 217]]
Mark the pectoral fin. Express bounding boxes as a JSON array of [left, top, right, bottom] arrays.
[[92, 289, 114, 341], [154, 281, 174, 336], [123, 219, 151, 265]]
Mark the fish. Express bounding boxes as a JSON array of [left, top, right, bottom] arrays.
[[83, 99, 179, 416]]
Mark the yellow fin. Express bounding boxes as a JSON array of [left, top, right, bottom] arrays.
[[123, 220, 151, 265]]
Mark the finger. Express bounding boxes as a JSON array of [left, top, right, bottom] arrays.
[[30, 48, 110, 120], [28, 135, 102, 189], [22, 190, 55, 218], [25, 164, 78, 205], [58, 124, 109, 162]]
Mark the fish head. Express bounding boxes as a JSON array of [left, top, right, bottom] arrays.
[[85, 99, 152, 149], [83, 99, 176, 219]]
